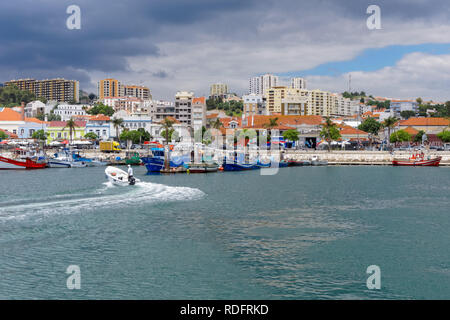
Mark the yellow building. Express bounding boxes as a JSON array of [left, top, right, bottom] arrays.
[[98, 78, 122, 100], [210, 83, 228, 97], [266, 86, 310, 114], [46, 120, 87, 143]]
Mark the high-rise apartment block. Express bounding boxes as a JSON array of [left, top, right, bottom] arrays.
[[5, 78, 79, 103], [98, 78, 151, 100], [249, 74, 279, 95], [290, 77, 307, 89]]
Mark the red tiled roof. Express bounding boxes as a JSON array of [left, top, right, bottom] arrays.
[[399, 117, 450, 126], [0, 107, 22, 121], [339, 126, 369, 136], [403, 126, 420, 135], [244, 115, 323, 128], [48, 121, 87, 128], [193, 97, 206, 104]]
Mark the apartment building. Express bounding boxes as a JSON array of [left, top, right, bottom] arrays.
[[102, 96, 143, 114], [5, 78, 79, 103], [152, 100, 176, 122], [249, 74, 279, 95], [210, 83, 228, 98], [124, 85, 151, 100], [290, 77, 307, 90], [192, 97, 207, 133], [243, 93, 266, 118], [174, 91, 194, 126], [53, 104, 89, 121], [98, 79, 123, 100]]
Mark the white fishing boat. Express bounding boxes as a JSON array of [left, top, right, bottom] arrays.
[[105, 166, 140, 186], [47, 151, 87, 168]]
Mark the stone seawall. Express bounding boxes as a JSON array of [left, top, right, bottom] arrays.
[[1, 149, 449, 166], [284, 151, 450, 165]]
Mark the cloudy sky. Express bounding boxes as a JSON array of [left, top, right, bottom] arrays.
[[1, 0, 450, 101]]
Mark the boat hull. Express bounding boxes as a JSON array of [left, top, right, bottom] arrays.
[[0, 156, 47, 170], [222, 162, 258, 171], [392, 157, 441, 167], [187, 163, 218, 173]]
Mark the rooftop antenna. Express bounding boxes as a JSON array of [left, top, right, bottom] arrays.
[[348, 74, 352, 92]]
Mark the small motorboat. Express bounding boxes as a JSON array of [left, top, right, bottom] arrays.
[[311, 156, 328, 166], [187, 163, 218, 173], [287, 160, 306, 167], [105, 166, 140, 186]]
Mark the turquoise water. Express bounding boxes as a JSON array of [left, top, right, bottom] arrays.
[[0, 166, 449, 299]]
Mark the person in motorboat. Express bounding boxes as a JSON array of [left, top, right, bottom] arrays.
[[127, 165, 136, 185]]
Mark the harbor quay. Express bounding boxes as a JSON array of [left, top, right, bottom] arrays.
[[2, 148, 449, 166]]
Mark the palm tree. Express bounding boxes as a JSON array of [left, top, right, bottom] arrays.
[[263, 117, 279, 144], [112, 118, 124, 140], [320, 118, 341, 152], [63, 119, 78, 143], [382, 117, 398, 149], [160, 118, 175, 170]]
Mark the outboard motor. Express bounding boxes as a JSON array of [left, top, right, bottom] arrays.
[[128, 176, 136, 186]]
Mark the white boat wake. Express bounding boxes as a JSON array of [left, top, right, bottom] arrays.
[[0, 181, 205, 221]]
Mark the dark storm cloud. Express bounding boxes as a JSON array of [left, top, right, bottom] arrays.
[[0, 0, 448, 90]]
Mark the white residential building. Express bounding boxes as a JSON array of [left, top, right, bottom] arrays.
[[290, 77, 307, 90], [53, 104, 89, 121], [24, 101, 53, 118], [249, 74, 279, 95], [192, 97, 207, 133]]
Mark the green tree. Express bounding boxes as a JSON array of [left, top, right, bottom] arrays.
[[0, 130, 8, 140], [63, 119, 78, 142], [359, 117, 382, 135], [87, 103, 115, 116], [137, 128, 152, 142], [0, 84, 37, 106], [390, 130, 411, 143], [282, 129, 299, 142], [400, 110, 416, 119], [120, 130, 143, 145], [32, 129, 48, 141], [414, 130, 425, 143], [320, 118, 341, 152], [437, 130, 450, 143], [382, 117, 398, 148], [84, 132, 98, 140], [111, 118, 124, 140]]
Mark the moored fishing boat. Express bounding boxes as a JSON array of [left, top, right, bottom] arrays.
[[0, 156, 47, 170], [287, 159, 307, 167], [187, 163, 218, 173], [392, 156, 442, 167]]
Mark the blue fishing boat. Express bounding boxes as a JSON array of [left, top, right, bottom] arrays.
[[221, 156, 259, 171], [142, 147, 190, 172]]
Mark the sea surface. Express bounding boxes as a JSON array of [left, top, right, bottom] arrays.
[[0, 166, 449, 299]]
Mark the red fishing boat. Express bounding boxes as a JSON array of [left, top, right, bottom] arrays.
[[0, 156, 47, 170], [392, 152, 442, 167]]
